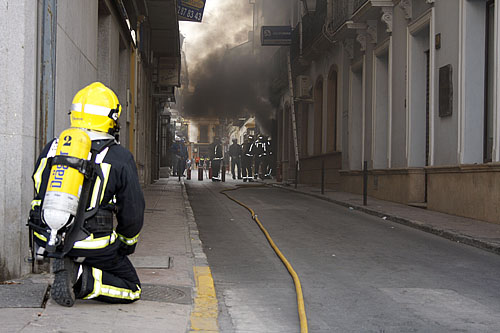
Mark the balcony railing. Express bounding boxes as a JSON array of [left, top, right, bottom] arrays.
[[290, 0, 374, 61], [331, 0, 350, 31], [302, 0, 328, 51], [352, 0, 368, 12]]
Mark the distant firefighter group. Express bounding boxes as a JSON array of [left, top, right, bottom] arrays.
[[172, 134, 274, 182], [227, 134, 273, 182], [195, 134, 273, 182]]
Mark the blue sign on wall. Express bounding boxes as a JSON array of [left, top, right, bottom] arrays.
[[178, 0, 206, 22], [261, 26, 292, 46]]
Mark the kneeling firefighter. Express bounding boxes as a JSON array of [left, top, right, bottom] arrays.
[[28, 82, 144, 307]]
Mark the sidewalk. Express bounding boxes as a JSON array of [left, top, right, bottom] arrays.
[[272, 182, 500, 256], [0, 178, 216, 333]]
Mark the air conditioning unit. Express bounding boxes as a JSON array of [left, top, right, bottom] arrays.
[[295, 75, 312, 99]]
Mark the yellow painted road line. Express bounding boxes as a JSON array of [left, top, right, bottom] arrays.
[[190, 266, 219, 332]]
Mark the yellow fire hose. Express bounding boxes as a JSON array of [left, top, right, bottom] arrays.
[[220, 184, 308, 333]]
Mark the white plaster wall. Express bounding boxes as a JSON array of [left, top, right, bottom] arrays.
[[98, 12, 122, 92], [373, 51, 389, 169], [364, 44, 373, 165], [433, 1, 460, 166], [408, 26, 430, 167], [0, 0, 39, 279], [54, 0, 98, 135], [391, 5, 410, 168], [349, 65, 364, 170], [461, 0, 487, 164], [341, 43, 351, 170]]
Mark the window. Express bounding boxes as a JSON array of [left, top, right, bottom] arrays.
[[199, 125, 208, 143]]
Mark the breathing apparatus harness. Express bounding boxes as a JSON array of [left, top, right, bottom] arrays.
[[28, 135, 117, 258]]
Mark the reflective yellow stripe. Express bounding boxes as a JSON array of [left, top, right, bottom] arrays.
[[34, 232, 47, 242], [35, 231, 116, 249], [84, 267, 140, 301], [72, 103, 112, 116], [33, 158, 48, 194], [99, 163, 111, 204], [100, 284, 141, 300], [73, 231, 117, 249], [90, 162, 111, 209], [117, 232, 140, 246], [84, 267, 103, 300], [31, 200, 41, 210]]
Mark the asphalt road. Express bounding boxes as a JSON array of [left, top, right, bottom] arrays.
[[186, 179, 500, 333]]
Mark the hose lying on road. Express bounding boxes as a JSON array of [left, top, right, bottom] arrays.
[[220, 184, 308, 333]]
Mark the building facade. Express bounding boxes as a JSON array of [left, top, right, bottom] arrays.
[[271, 0, 500, 224], [0, 0, 180, 280]]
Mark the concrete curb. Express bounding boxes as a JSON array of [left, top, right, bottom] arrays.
[[271, 184, 500, 256], [181, 181, 219, 332], [182, 182, 209, 267]]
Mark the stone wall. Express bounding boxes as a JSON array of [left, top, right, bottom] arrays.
[[340, 168, 426, 205], [427, 165, 500, 224]]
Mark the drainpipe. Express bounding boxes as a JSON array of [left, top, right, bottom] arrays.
[[40, 0, 57, 147], [287, 51, 300, 174], [299, 0, 304, 57]]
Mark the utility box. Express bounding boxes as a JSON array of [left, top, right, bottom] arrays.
[[295, 75, 312, 99]]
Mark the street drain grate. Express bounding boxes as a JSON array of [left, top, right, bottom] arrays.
[[0, 281, 49, 308], [140, 284, 191, 304]]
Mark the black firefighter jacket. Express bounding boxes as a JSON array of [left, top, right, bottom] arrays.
[[30, 135, 145, 257]]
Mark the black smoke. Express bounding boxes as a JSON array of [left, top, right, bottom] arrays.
[[182, 45, 275, 135]]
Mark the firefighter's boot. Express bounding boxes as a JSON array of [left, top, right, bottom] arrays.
[[51, 257, 79, 307]]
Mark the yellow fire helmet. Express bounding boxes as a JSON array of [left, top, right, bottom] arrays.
[[70, 82, 121, 135]]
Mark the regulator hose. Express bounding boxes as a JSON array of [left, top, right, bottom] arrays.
[[220, 184, 308, 333]]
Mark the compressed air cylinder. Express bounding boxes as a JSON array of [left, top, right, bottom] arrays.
[[42, 128, 91, 235]]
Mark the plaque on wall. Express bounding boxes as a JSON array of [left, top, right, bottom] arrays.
[[439, 64, 453, 117]]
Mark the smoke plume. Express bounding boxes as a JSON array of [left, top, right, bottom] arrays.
[[183, 45, 274, 134], [179, 1, 276, 135]]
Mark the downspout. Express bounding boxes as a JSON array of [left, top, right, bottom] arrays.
[[287, 51, 300, 173], [299, 0, 305, 57], [40, 0, 57, 148]]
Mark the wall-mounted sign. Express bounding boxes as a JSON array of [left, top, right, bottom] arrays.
[[178, 0, 206, 22], [261, 26, 292, 46], [158, 57, 180, 87]]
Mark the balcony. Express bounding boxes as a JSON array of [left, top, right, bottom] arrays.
[[331, 0, 351, 31], [290, 0, 327, 62], [302, 0, 328, 51], [352, 0, 369, 12]]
